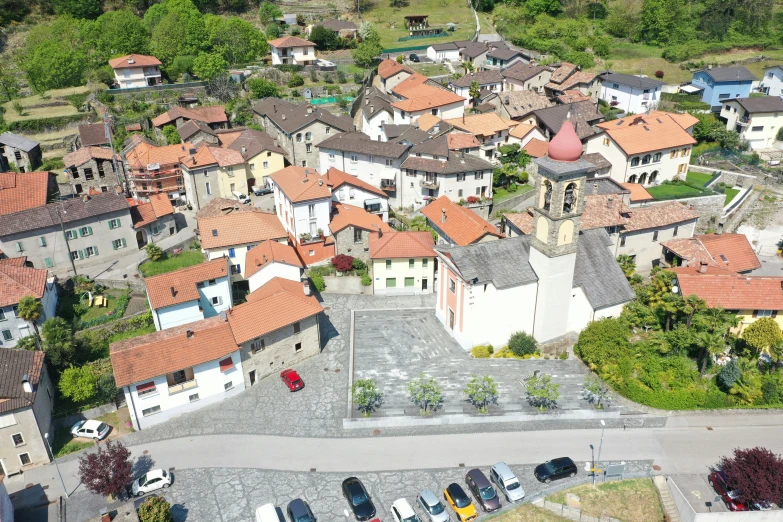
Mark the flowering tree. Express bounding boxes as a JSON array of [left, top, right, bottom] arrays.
[[331, 254, 354, 272], [78, 440, 133, 499], [719, 447, 783, 504]]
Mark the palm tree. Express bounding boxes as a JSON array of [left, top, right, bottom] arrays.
[[462, 61, 474, 75], [682, 294, 706, 328], [657, 292, 683, 331], [697, 330, 726, 375], [469, 80, 481, 109], [616, 254, 636, 279], [17, 295, 43, 348]]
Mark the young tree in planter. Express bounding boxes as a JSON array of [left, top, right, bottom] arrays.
[[17, 295, 43, 346], [464, 374, 499, 414], [719, 447, 783, 505], [407, 373, 443, 415], [525, 373, 560, 410], [78, 440, 133, 500], [138, 495, 174, 522], [581, 376, 610, 408], [352, 378, 384, 417]]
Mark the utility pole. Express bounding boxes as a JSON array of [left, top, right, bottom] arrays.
[[56, 205, 78, 276], [103, 110, 128, 197]]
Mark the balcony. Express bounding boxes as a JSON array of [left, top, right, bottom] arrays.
[[420, 178, 439, 189], [364, 198, 383, 213], [737, 117, 750, 126], [381, 179, 396, 191], [168, 379, 198, 395]]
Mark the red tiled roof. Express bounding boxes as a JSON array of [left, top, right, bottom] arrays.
[[623, 202, 699, 232], [109, 54, 161, 69], [323, 167, 387, 198], [227, 277, 322, 344], [329, 203, 391, 235], [378, 59, 414, 80], [674, 271, 783, 310], [620, 183, 654, 202], [444, 113, 516, 137], [268, 36, 316, 48], [148, 193, 174, 218], [64, 146, 114, 168], [111, 316, 237, 387], [0, 258, 48, 308], [580, 194, 629, 230], [145, 258, 228, 310], [523, 138, 549, 158], [270, 166, 331, 204], [245, 241, 303, 279], [0, 172, 51, 216], [370, 231, 435, 259], [125, 142, 192, 169], [131, 203, 157, 229], [199, 211, 287, 250], [151, 106, 228, 128], [421, 196, 502, 246], [391, 73, 431, 95], [447, 133, 481, 150], [392, 84, 465, 112], [596, 112, 697, 155], [504, 210, 534, 234], [663, 234, 760, 273]]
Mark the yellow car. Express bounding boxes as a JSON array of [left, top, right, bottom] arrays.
[[444, 483, 478, 521]]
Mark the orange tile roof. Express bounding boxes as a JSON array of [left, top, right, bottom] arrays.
[[148, 193, 174, 218], [125, 141, 192, 169], [131, 203, 158, 229], [370, 230, 435, 259], [111, 316, 237, 387], [329, 203, 391, 235], [623, 201, 699, 231], [391, 85, 466, 112], [596, 112, 697, 155], [557, 90, 590, 104], [151, 106, 228, 128], [523, 138, 549, 158], [665, 111, 700, 129], [391, 73, 431, 95], [0, 172, 51, 216], [269, 166, 331, 204], [444, 113, 516, 137], [378, 59, 413, 80], [509, 122, 538, 140], [208, 146, 245, 167], [673, 272, 783, 310], [268, 36, 316, 48], [109, 54, 161, 69], [447, 133, 481, 150], [557, 71, 597, 91], [664, 234, 760, 273], [63, 146, 114, 168], [620, 183, 654, 202], [145, 258, 229, 310], [0, 259, 48, 307], [663, 237, 720, 270], [421, 196, 502, 246], [245, 240, 303, 278], [198, 211, 287, 250], [504, 211, 534, 234], [227, 277, 323, 344], [323, 167, 387, 198], [415, 113, 442, 132], [180, 146, 218, 169], [580, 194, 629, 230]]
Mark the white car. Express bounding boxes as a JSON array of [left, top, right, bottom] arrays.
[[391, 498, 421, 522], [416, 490, 450, 522], [70, 420, 111, 440], [490, 462, 525, 502], [131, 469, 172, 497]]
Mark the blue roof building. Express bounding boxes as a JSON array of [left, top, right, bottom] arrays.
[[692, 67, 757, 111]]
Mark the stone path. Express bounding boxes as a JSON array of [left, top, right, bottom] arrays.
[[122, 292, 150, 318]]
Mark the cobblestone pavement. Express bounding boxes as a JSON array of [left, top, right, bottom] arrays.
[[65, 461, 653, 522]]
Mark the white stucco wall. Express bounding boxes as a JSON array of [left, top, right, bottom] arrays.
[[720, 101, 782, 150], [152, 277, 231, 331], [465, 281, 537, 350], [247, 263, 302, 293], [760, 67, 783, 97], [584, 135, 692, 185], [318, 149, 402, 202], [427, 47, 460, 62], [454, 82, 502, 104], [371, 257, 435, 295], [361, 110, 393, 141], [617, 220, 696, 272], [528, 247, 577, 342], [600, 83, 661, 114], [393, 100, 465, 125], [271, 45, 315, 65]]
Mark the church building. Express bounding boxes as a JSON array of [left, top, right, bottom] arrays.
[[434, 118, 635, 349]]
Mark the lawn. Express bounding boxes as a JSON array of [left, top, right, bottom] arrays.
[[487, 504, 569, 522], [547, 478, 665, 522], [51, 428, 93, 458], [139, 249, 205, 277], [494, 184, 534, 203], [107, 323, 156, 345], [725, 188, 740, 206], [646, 182, 706, 200], [58, 288, 128, 325], [409, 63, 452, 77], [685, 171, 714, 187], [592, 41, 693, 84]]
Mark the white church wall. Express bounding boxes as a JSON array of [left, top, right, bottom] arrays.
[[566, 286, 593, 333], [528, 246, 578, 342], [464, 281, 537, 350]]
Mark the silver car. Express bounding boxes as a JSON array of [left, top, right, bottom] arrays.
[[490, 462, 525, 502], [416, 489, 450, 522]]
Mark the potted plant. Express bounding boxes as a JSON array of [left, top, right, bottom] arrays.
[[317, 228, 324, 238]]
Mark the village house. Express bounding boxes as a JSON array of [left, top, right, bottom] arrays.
[[598, 72, 665, 114], [390, 73, 466, 124], [130, 193, 177, 247], [253, 98, 352, 170], [109, 54, 162, 89], [544, 63, 600, 100], [450, 70, 505, 104], [0, 349, 54, 475], [426, 42, 462, 63], [483, 47, 526, 71], [692, 67, 757, 111], [534, 101, 604, 142], [482, 91, 554, 125], [369, 231, 436, 295], [180, 145, 247, 201], [501, 63, 551, 93], [323, 166, 390, 221], [360, 87, 395, 141], [719, 96, 783, 150], [314, 19, 358, 38], [459, 41, 494, 69], [177, 121, 220, 146], [375, 59, 414, 95], [760, 65, 783, 97], [330, 203, 392, 262], [269, 166, 333, 254], [63, 146, 124, 195], [74, 123, 112, 149], [268, 36, 316, 66], [661, 232, 760, 274], [444, 112, 546, 164], [0, 171, 55, 217], [584, 111, 699, 185], [244, 240, 304, 293], [0, 133, 43, 173], [0, 258, 57, 348], [151, 106, 229, 139], [421, 196, 502, 246], [146, 257, 232, 331], [123, 140, 191, 201]]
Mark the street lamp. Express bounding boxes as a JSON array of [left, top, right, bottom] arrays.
[[589, 444, 595, 486], [596, 420, 606, 467], [43, 433, 69, 498]]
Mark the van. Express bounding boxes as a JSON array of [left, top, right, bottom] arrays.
[[490, 462, 525, 502], [255, 503, 285, 522], [233, 191, 251, 204]]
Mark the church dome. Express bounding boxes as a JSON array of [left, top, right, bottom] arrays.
[[548, 120, 582, 162]]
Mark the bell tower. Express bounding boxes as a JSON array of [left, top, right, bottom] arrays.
[[528, 118, 593, 342]]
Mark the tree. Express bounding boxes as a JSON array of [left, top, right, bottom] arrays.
[[192, 52, 228, 80], [207, 74, 240, 102], [258, 1, 282, 24], [146, 242, 165, 261], [0, 64, 20, 102], [468, 80, 481, 108], [92, 10, 150, 62], [288, 74, 305, 88], [464, 375, 499, 414], [770, 341, 783, 371], [266, 23, 280, 39], [247, 77, 281, 99], [407, 373, 443, 415], [160, 125, 180, 145], [508, 331, 537, 357], [59, 366, 97, 402], [358, 21, 375, 40], [168, 55, 197, 80], [331, 254, 354, 272], [22, 18, 88, 91], [352, 26, 382, 68], [390, 0, 410, 6], [351, 378, 384, 417], [42, 317, 76, 373], [743, 317, 783, 354], [461, 61, 474, 75], [719, 447, 783, 505], [151, 8, 207, 66], [582, 376, 611, 408], [682, 294, 706, 328], [718, 359, 742, 390], [206, 16, 268, 65], [78, 440, 134, 499], [310, 25, 339, 51], [696, 330, 726, 375], [656, 292, 683, 331], [17, 295, 43, 346], [525, 373, 560, 410], [138, 495, 174, 522], [16, 336, 38, 351], [52, 0, 104, 19]]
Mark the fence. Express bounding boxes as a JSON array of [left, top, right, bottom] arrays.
[[381, 44, 431, 54], [108, 81, 208, 95], [661, 92, 703, 103]]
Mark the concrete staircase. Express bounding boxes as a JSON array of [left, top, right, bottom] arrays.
[[653, 475, 682, 522]]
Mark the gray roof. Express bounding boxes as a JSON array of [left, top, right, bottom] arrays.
[[437, 235, 539, 289], [177, 120, 216, 141], [318, 19, 358, 32], [410, 135, 450, 157], [430, 42, 460, 51], [252, 98, 352, 135], [581, 152, 612, 172], [460, 43, 489, 59], [0, 349, 44, 414], [700, 67, 757, 82], [487, 48, 522, 61], [730, 96, 783, 114], [584, 176, 629, 195], [502, 63, 547, 83], [226, 128, 288, 158], [0, 191, 130, 236], [484, 91, 553, 119], [401, 151, 494, 174], [393, 125, 433, 145], [534, 101, 603, 140], [574, 228, 636, 309], [599, 72, 664, 90], [0, 132, 39, 152], [361, 88, 393, 120], [318, 132, 410, 158], [451, 70, 503, 88]]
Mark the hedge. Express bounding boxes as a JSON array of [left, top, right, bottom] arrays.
[[8, 113, 89, 133], [75, 290, 132, 330]]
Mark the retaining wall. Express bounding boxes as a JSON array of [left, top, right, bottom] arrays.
[[690, 165, 757, 189], [668, 476, 782, 522], [55, 402, 118, 428], [673, 194, 725, 233]]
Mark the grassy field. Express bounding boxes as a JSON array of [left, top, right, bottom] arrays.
[[107, 323, 157, 345], [58, 288, 128, 324], [593, 42, 691, 84], [685, 171, 714, 186], [487, 505, 570, 521], [725, 188, 740, 205], [139, 249, 205, 277], [494, 184, 534, 203], [1, 85, 106, 122], [547, 478, 665, 522], [52, 428, 93, 458], [362, 0, 476, 50], [409, 63, 452, 77], [647, 182, 706, 200]]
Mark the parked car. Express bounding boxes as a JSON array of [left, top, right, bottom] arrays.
[[256, 503, 287, 522], [465, 469, 500, 512], [390, 498, 421, 522], [490, 462, 525, 502], [233, 191, 252, 204], [708, 470, 748, 511], [534, 457, 577, 483], [131, 469, 172, 497], [280, 369, 304, 391], [409, 53, 420, 62], [71, 419, 111, 440], [253, 185, 272, 196], [342, 477, 377, 521], [443, 483, 477, 522], [287, 498, 317, 522], [417, 490, 450, 522]]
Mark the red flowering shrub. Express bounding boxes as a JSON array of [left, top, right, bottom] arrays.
[[331, 254, 354, 272], [655, 70, 664, 79]]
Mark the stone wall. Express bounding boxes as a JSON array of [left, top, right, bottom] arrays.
[[690, 166, 756, 189], [674, 194, 725, 233], [333, 226, 371, 261], [68, 157, 125, 195], [464, 202, 490, 221]]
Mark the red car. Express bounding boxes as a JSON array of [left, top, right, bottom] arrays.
[[280, 369, 304, 391], [708, 470, 748, 511]]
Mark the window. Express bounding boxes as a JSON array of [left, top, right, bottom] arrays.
[[458, 189, 463, 197], [251, 339, 265, 353], [385, 159, 393, 166], [752, 126, 764, 132], [642, 155, 651, 165], [196, 281, 205, 288], [295, 342, 302, 352], [329, 153, 335, 161], [670, 151, 677, 159], [603, 137, 610, 146], [409, 259, 414, 268], [386, 277, 397, 288], [325, 127, 331, 134], [156, 182, 163, 190], [11, 433, 24, 446], [231, 264, 241, 274], [0, 310, 4, 321], [70, 251, 79, 261], [718, 93, 730, 100], [79, 226, 92, 237], [476, 187, 481, 195], [85, 246, 98, 257], [136, 382, 157, 397], [0, 413, 16, 428], [354, 228, 362, 243], [189, 393, 200, 402], [18, 453, 31, 466], [228, 247, 236, 258], [112, 239, 127, 250], [449, 278, 456, 293], [422, 259, 428, 268], [108, 218, 121, 229], [405, 277, 414, 287], [250, 164, 256, 172], [351, 154, 358, 162], [44, 258, 53, 268], [66, 230, 77, 240], [457, 173, 465, 182], [305, 132, 312, 142], [15, 242, 23, 253], [673, 226, 679, 237], [756, 310, 774, 318], [211, 296, 222, 306], [620, 236, 626, 247], [293, 321, 301, 333], [84, 168, 94, 180], [230, 183, 236, 193], [308, 204, 315, 218], [306, 144, 312, 153], [630, 157, 640, 167], [652, 152, 662, 162], [296, 133, 302, 142], [652, 231, 659, 241], [219, 357, 234, 372], [142, 406, 161, 417], [208, 279, 216, 286], [224, 381, 233, 391], [38, 236, 46, 247], [263, 161, 269, 169], [386, 259, 392, 269], [205, 182, 212, 195]]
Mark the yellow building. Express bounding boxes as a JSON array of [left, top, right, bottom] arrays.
[[216, 128, 288, 189], [369, 231, 436, 295]]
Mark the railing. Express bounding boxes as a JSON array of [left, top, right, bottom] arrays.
[[737, 117, 750, 125], [420, 179, 439, 189], [168, 379, 198, 395], [381, 180, 396, 191]]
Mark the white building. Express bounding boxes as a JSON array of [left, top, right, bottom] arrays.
[[598, 72, 665, 114], [323, 166, 390, 222], [360, 88, 394, 141], [719, 96, 783, 150], [145, 258, 232, 331], [269, 166, 333, 240], [244, 240, 304, 293], [268, 36, 316, 66], [0, 258, 57, 348], [376, 59, 414, 95], [450, 70, 504, 105], [391, 83, 466, 125], [108, 54, 162, 89], [426, 42, 461, 62], [760, 65, 783, 97]]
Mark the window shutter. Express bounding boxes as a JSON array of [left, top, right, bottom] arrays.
[[113, 241, 118, 250], [78, 250, 84, 260], [79, 228, 84, 237], [108, 221, 113, 230], [39, 237, 46, 247], [773, 311, 778, 318], [115, 219, 120, 228], [15, 242, 22, 252], [121, 238, 127, 248], [752, 310, 758, 318], [88, 226, 93, 235], [93, 245, 99, 256], [44, 258, 53, 268]]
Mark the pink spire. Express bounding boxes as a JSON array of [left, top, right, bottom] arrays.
[[548, 115, 582, 162]]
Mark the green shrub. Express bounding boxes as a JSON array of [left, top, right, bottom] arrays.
[[574, 317, 631, 370], [311, 274, 325, 292], [508, 331, 537, 357], [288, 74, 305, 88], [471, 345, 493, 358], [360, 274, 372, 286], [559, 352, 568, 360], [762, 377, 781, 405], [352, 258, 366, 271], [8, 113, 88, 133], [718, 360, 742, 390]]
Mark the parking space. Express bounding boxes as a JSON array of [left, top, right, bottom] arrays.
[[252, 192, 275, 213], [668, 474, 731, 514]]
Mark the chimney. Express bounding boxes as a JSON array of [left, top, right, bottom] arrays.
[[281, 114, 286, 120], [374, 224, 383, 238], [273, 104, 277, 112], [370, 105, 374, 113], [304, 168, 308, 177], [366, 99, 369, 105], [170, 286, 176, 297], [365, 88, 369, 96], [241, 145, 247, 156], [82, 194, 90, 202], [186, 329, 194, 339], [607, 197, 614, 209], [504, 95, 509, 105], [262, 255, 267, 264], [717, 221, 724, 235], [433, 125, 439, 133], [274, 139, 279, 147], [307, 105, 313, 114], [698, 261, 708, 274], [318, 179, 323, 186], [441, 208, 447, 223], [22, 374, 32, 394], [592, 183, 598, 195], [302, 276, 311, 296]]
